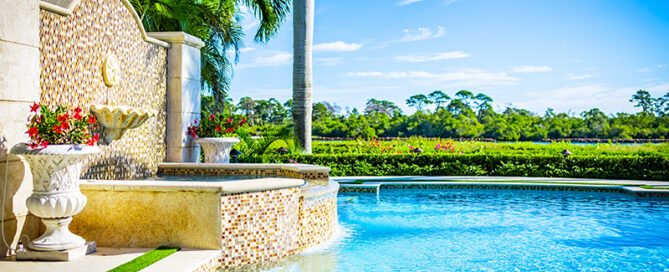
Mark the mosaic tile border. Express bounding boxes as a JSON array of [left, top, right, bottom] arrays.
[[158, 167, 329, 181], [339, 183, 669, 197]]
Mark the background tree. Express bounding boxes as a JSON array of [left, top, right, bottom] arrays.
[[237, 96, 256, 126], [428, 90, 450, 109], [630, 90, 654, 114], [365, 99, 401, 116], [406, 94, 432, 111], [455, 90, 475, 108]]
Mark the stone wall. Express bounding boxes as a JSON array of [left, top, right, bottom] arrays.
[[39, 0, 169, 179], [0, 0, 44, 257]]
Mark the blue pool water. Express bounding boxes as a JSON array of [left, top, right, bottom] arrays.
[[263, 189, 669, 271]]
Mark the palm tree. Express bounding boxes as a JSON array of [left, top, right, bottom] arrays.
[[130, 0, 291, 109], [292, 0, 314, 153]]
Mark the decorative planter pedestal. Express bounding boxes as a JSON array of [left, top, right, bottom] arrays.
[[10, 144, 99, 261], [194, 137, 240, 163]]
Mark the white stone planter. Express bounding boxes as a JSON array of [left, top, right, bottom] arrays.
[[10, 144, 99, 251], [194, 137, 240, 163]]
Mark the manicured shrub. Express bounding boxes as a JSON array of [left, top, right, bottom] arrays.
[[240, 153, 669, 181]]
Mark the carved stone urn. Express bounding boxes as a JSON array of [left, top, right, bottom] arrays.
[[194, 137, 240, 163], [10, 144, 99, 251]]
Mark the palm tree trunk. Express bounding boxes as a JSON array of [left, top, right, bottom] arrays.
[[292, 0, 314, 154]]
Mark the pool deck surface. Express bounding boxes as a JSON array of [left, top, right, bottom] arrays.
[[0, 247, 219, 272]]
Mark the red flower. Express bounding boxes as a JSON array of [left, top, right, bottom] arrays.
[[40, 140, 49, 149], [53, 124, 63, 134], [225, 128, 234, 133], [29, 142, 38, 149], [30, 102, 39, 113], [209, 114, 215, 121], [227, 117, 233, 123], [74, 107, 82, 113], [86, 134, 99, 146], [87, 115, 96, 125], [27, 126, 38, 137], [216, 125, 222, 132], [73, 111, 82, 121], [57, 114, 69, 122], [60, 121, 70, 130]]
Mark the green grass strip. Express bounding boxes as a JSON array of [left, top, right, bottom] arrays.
[[108, 246, 180, 272], [347, 179, 635, 186], [640, 185, 669, 190]]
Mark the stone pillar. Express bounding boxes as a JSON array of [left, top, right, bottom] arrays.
[[0, 0, 42, 256], [148, 32, 204, 162]]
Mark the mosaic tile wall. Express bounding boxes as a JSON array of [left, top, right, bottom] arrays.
[[296, 191, 338, 251], [220, 187, 301, 266], [216, 184, 339, 268], [191, 253, 223, 272], [40, 0, 168, 179]]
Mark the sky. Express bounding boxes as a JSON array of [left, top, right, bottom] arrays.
[[228, 0, 669, 116]]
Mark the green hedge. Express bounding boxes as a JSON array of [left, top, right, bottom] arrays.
[[240, 154, 669, 181]]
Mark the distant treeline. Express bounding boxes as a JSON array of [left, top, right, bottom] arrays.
[[205, 89, 669, 141]]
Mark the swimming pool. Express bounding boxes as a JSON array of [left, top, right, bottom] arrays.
[[259, 188, 669, 271]]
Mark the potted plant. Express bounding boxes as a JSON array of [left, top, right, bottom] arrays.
[[10, 102, 100, 252], [187, 112, 246, 163]]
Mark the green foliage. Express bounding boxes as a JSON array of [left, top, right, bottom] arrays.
[[240, 153, 669, 181], [130, 0, 290, 107], [238, 90, 669, 141], [188, 112, 246, 138], [108, 246, 180, 272], [26, 103, 98, 148]]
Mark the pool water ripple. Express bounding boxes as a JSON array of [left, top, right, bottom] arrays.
[[261, 189, 669, 271]]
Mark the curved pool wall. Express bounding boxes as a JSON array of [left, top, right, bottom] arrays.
[[69, 163, 339, 270]]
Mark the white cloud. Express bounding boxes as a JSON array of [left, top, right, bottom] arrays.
[[443, 0, 464, 5], [399, 26, 445, 42], [396, 0, 423, 5], [346, 70, 519, 85], [568, 73, 596, 80], [237, 51, 292, 68], [513, 83, 669, 114], [394, 51, 470, 62], [239, 47, 255, 53], [638, 67, 651, 72], [313, 41, 363, 52], [315, 57, 342, 66], [510, 66, 553, 73], [658, 64, 667, 68]]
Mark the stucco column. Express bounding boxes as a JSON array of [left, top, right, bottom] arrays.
[[0, 0, 42, 256], [148, 32, 204, 162]]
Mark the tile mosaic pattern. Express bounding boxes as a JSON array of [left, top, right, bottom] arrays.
[[191, 253, 223, 272], [296, 191, 338, 251], [215, 184, 338, 268], [341, 183, 669, 197], [220, 187, 301, 267], [158, 167, 329, 181], [40, 0, 168, 179]]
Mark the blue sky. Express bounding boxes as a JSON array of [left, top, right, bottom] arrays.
[[229, 0, 669, 115]]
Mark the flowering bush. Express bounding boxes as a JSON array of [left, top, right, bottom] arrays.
[[187, 112, 246, 138], [25, 102, 99, 149]]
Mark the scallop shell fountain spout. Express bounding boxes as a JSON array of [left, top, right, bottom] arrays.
[[90, 105, 156, 143]]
